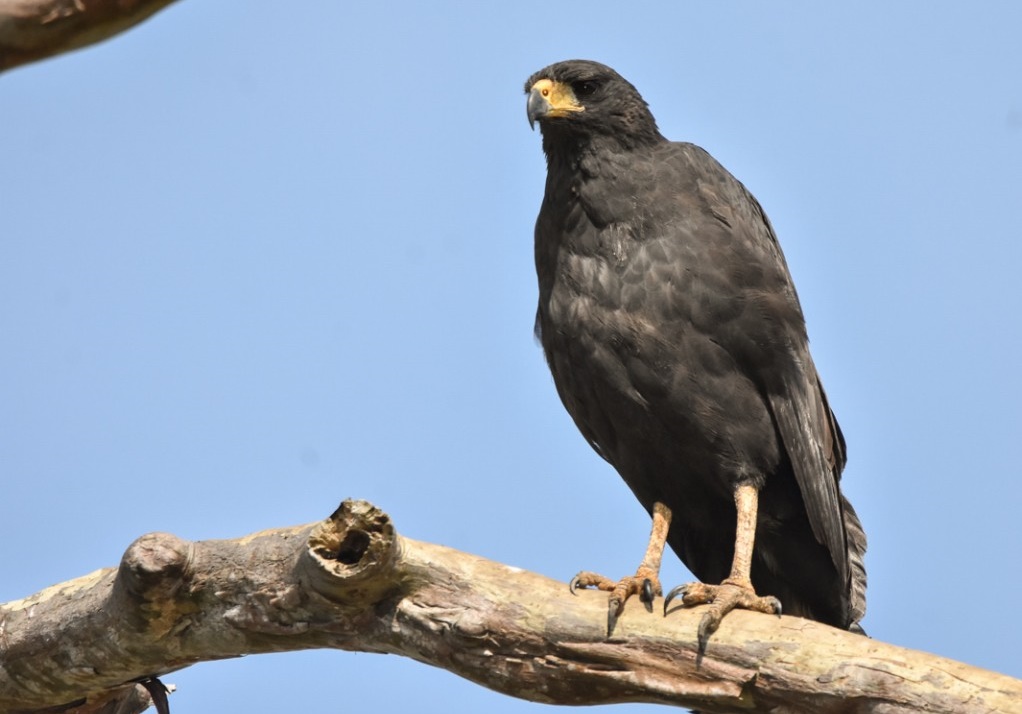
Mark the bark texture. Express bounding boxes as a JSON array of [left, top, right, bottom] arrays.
[[1, 500, 1019, 714], [0, 0, 179, 72]]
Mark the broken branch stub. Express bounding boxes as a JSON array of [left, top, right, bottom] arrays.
[[301, 499, 400, 605], [0, 499, 402, 712]]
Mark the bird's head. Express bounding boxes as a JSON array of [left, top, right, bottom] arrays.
[[524, 60, 662, 150]]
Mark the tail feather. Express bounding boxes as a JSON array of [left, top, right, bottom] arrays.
[[841, 492, 868, 631]]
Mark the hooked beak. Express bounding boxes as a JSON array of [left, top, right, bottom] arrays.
[[526, 78, 584, 130], [527, 87, 548, 129]]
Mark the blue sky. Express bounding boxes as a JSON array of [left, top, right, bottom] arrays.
[[3, 2, 1021, 711]]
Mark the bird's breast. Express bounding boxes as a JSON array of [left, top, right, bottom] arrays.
[[536, 220, 782, 500]]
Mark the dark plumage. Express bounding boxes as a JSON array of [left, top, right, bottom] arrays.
[[525, 60, 866, 636]]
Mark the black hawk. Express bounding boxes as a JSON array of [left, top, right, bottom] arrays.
[[524, 60, 866, 646]]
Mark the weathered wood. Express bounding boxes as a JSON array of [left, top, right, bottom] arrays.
[[1, 500, 1019, 713], [0, 0, 180, 72]]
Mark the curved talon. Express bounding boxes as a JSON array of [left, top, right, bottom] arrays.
[[607, 596, 624, 635], [697, 612, 719, 654], [569, 575, 580, 595], [768, 596, 783, 617], [663, 583, 686, 614], [640, 578, 654, 604], [139, 676, 171, 714]]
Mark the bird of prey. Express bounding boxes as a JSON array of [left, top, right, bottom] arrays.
[[524, 60, 866, 648]]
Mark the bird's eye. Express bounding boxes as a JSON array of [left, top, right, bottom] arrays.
[[573, 81, 599, 98]]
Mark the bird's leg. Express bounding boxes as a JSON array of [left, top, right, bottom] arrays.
[[725, 482, 758, 589], [570, 501, 672, 635], [664, 484, 781, 652]]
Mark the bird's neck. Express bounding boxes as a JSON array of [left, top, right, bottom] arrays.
[[541, 128, 663, 171]]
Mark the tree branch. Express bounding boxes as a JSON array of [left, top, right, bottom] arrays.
[[0, 0, 180, 73], [1, 500, 1018, 713]]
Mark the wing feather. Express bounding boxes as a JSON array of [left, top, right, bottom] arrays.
[[767, 371, 847, 583]]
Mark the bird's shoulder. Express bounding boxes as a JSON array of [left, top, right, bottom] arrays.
[[562, 141, 806, 350]]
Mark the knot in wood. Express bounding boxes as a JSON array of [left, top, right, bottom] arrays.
[[119, 532, 192, 600]]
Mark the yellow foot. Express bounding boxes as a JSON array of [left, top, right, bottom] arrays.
[[664, 579, 782, 653], [570, 566, 662, 635]]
